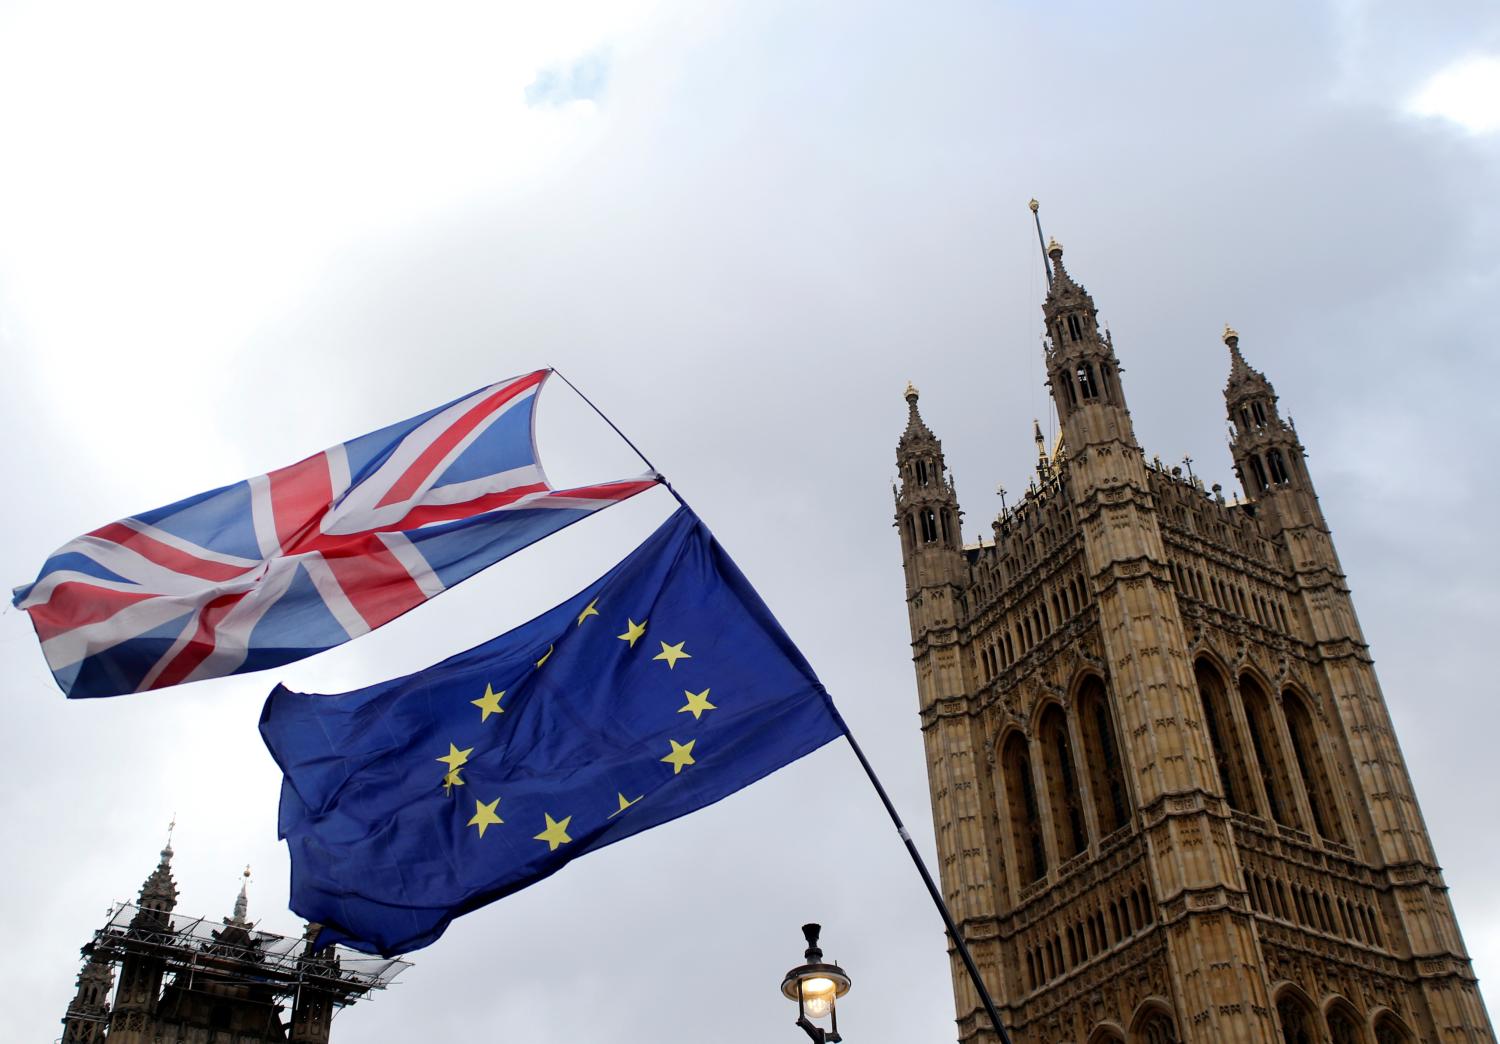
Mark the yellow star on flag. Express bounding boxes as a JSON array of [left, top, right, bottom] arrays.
[[577, 598, 600, 626], [661, 738, 697, 774], [534, 813, 573, 851], [535, 644, 554, 667], [437, 743, 474, 774], [443, 768, 466, 791], [679, 688, 716, 720], [608, 792, 643, 819], [653, 640, 691, 669], [618, 618, 648, 647], [471, 684, 506, 722], [467, 797, 503, 838]]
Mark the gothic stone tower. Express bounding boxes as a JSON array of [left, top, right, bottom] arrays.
[[893, 237, 1492, 1044], [63, 842, 383, 1043]]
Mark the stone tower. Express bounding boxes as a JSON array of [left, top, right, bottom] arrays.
[[893, 236, 1493, 1044], [62, 840, 407, 1041]]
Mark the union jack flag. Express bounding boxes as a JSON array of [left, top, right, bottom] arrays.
[[13, 369, 659, 699]]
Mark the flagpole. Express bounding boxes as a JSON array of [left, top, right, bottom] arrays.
[[550, 368, 687, 509], [553, 367, 1010, 1039], [840, 728, 1014, 1044]]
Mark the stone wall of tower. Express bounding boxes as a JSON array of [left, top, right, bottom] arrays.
[[893, 239, 1493, 1044], [896, 387, 1010, 1041]]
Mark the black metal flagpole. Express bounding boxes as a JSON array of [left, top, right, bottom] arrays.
[[841, 727, 1015, 1044], [552, 368, 1013, 1041], [1029, 198, 1052, 285]]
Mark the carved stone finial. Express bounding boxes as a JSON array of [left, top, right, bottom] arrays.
[[904, 380, 919, 404], [1047, 236, 1064, 259], [1223, 323, 1239, 347]]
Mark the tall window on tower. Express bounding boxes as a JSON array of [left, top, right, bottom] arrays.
[[1240, 675, 1299, 829], [1282, 691, 1346, 843], [1038, 705, 1088, 860], [1248, 455, 1271, 493], [1267, 449, 1290, 485], [1002, 732, 1047, 885], [1066, 313, 1083, 341], [920, 508, 938, 543], [1077, 677, 1128, 835], [1077, 363, 1099, 400], [916, 459, 929, 485], [1195, 660, 1255, 815]]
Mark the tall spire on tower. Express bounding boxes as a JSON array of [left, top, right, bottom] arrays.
[[133, 819, 179, 924], [232, 865, 252, 925]]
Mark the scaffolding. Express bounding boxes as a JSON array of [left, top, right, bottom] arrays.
[[88, 902, 410, 1013]]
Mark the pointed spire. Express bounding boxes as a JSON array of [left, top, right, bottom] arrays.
[[133, 819, 179, 924], [1222, 324, 1272, 394], [1042, 237, 1091, 310], [899, 380, 936, 449], [232, 865, 251, 924], [1033, 418, 1046, 457]]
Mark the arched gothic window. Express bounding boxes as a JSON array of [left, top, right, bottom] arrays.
[[1077, 677, 1128, 835], [1268, 448, 1291, 485], [1374, 1014, 1414, 1044], [1136, 1010, 1180, 1043], [1067, 313, 1083, 341], [1039, 705, 1088, 859], [1249, 455, 1271, 492], [1327, 1003, 1364, 1044], [920, 508, 938, 543], [1276, 993, 1316, 1044], [1078, 362, 1099, 400], [1195, 661, 1255, 815], [916, 459, 929, 485], [1239, 675, 1299, 828], [1282, 691, 1345, 842], [1002, 733, 1047, 884]]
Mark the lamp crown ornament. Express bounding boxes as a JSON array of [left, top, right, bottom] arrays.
[[801, 922, 824, 963]]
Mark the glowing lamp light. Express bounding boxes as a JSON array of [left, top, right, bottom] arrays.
[[780, 923, 852, 1043]]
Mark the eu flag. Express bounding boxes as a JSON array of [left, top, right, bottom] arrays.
[[260, 507, 847, 955]]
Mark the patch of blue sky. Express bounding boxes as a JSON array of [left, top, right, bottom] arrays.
[[524, 51, 609, 108]]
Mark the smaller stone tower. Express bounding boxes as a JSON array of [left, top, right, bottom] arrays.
[[61, 946, 115, 1043], [61, 836, 409, 1042]]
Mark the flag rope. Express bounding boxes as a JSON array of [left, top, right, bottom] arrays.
[[550, 368, 685, 509]]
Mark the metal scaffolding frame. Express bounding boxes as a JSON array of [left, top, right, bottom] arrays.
[[88, 902, 410, 1011]]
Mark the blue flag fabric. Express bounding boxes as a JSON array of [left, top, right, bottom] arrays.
[[260, 507, 847, 955]]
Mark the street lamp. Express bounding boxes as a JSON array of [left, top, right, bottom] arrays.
[[780, 923, 852, 1043]]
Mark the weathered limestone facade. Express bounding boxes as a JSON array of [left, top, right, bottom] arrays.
[[893, 238, 1493, 1044]]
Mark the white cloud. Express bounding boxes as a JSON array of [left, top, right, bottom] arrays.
[[1407, 54, 1500, 134], [0, 0, 654, 475]]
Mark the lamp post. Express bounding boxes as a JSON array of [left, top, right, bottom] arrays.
[[780, 923, 851, 1043]]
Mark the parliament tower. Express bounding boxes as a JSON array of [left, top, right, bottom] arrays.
[[893, 235, 1493, 1043], [60, 838, 406, 1042]]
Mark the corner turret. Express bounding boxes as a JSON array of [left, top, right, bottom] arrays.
[[893, 384, 968, 711], [1222, 326, 1322, 535]]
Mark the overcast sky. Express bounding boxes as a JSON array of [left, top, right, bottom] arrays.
[[2, 2, 1498, 1041]]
